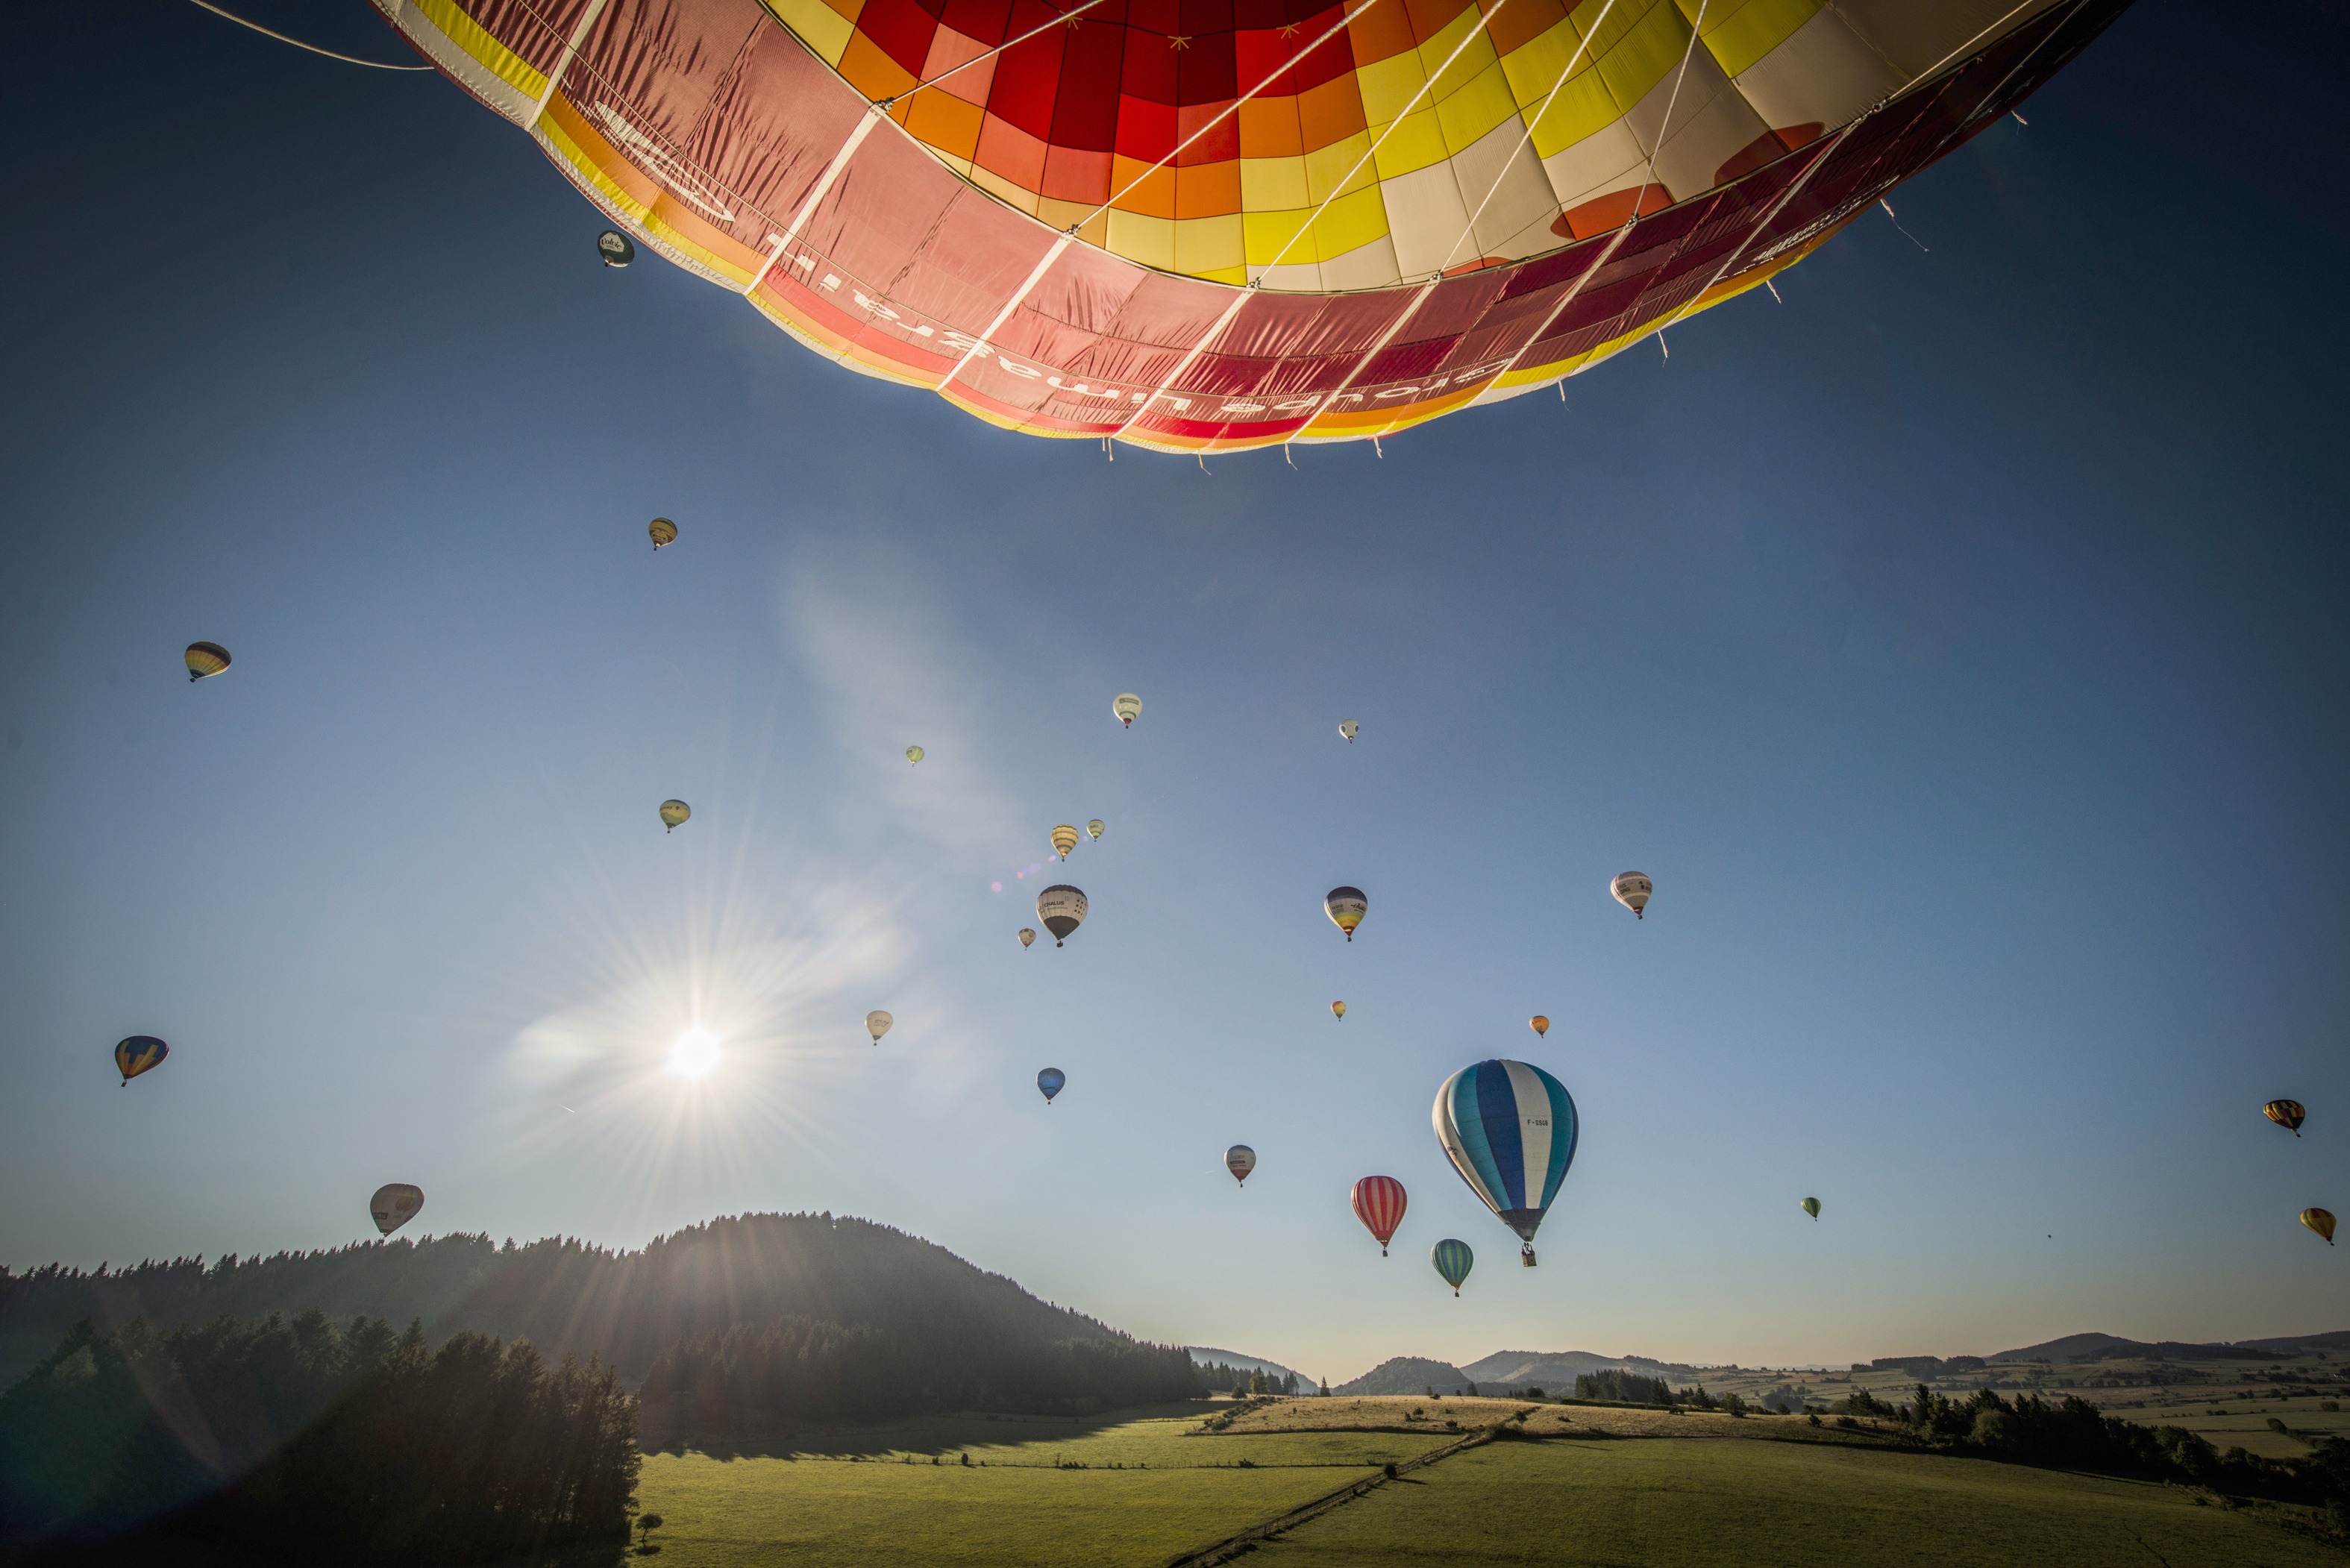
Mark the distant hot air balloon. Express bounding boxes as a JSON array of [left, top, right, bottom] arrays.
[[1434, 1059, 1577, 1266], [1324, 887, 1367, 941], [1431, 1238, 1473, 1296], [1036, 885, 1087, 947], [595, 229, 634, 267], [1611, 873, 1652, 919], [1018, 928, 1036, 949], [1050, 824, 1080, 861], [1113, 694, 1141, 728], [1332, 1000, 1347, 1020], [1037, 1067, 1065, 1105], [1529, 1016, 1550, 1039], [906, 746, 925, 766], [1801, 1197, 1821, 1220], [1339, 720, 1359, 744], [1352, 1176, 1407, 1256], [1087, 820, 1105, 841], [370, 1183, 424, 1236], [184, 642, 231, 683], [1226, 1145, 1256, 1186], [113, 1035, 168, 1085], [2304, 1208, 2337, 1246], [865, 1010, 894, 1045], [659, 799, 690, 832], [648, 516, 677, 549], [2267, 1100, 2307, 1137]]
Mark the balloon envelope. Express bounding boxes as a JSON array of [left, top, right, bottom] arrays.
[[1324, 887, 1367, 941], [1611, 873, 1652, 918], [865, 1010, 893, 1044], [1529, 1015, 1549, 1038], [2304, 1208, 2337, 1245], [1087, 820, 1105, 841], [114, 1035, 169, 1084], [1113, 694, 1141, 727], [648, 516, 677, 548], [1331, 1000, 1347, 1020], [906, 746, 925, 765], [2266, 1100, 2307, 1135], [184, 642, 231, 682], [1339, 720, 1359, 743], [1801, 1197, 1821, 1220], [370, 1184, 424, 1236], [1018, 928, 1036, 948], [1050, 824, 1080, 860], [1036, 885, 1087, 945], [1037, 1067, 1065, 1103], [595, 229, 634, 267], [1352, 1176, 1406, 1255], [1225, 1145, 1256, 1185], [1431, 1238, 1473, 1295], [1433, 1059, 1577, 1246], [659, 799, 690, 831]]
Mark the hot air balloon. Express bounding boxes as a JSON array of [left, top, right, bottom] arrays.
[[1226, 1145, 1256, 1186], [1611, 873, 1652, 919], [2304, 1208, 2337, 1246], [2267, 1100, 2307, 1137], [1036, 885, 1087, 947], [1050, 824, 1080, 860], [1037, 1067, 1065, 1105], [1431, 1239, 1473, 1296], [184, 642, 231, 682], [1113, 694, 1142, 728], [648, 516, 677, 548], [370, 1183, 424, 1236], [1087, 820, 1105, 841], [595, 229, 634, 267], [905, 746, 925, 765], [1339, 721, 1359, 744], [1801, 1197, 1821, 1220], [1324, 887, 1367, 941], [865, 1010, 893, 1045], [1018, 928, 1036, 949], [382, 2, 2119, 455], [1434, 1059, 1576, 1266], [1529, 1016, 1550, 1039], [1331, 1000, 1347, 1021], [659, 799, 690, 832], [1352, 1176, 1406, 1256], [113, 1035, 168, 1085]]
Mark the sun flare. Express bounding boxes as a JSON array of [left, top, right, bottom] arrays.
[[665, 1027, 721, 1079]]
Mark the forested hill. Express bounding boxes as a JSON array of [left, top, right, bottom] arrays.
[[0, 1213, 1161, 1391]]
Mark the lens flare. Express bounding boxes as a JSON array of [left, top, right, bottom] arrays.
[[665, 1027, 722, 1079]]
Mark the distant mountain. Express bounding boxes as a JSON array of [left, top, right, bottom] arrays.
[[1989, 1330, 2350, 1363], [1334, 1357, 1470, 1396], [1190, 1348, 1304, 1384], [1460, 1349, 1699, 1390]]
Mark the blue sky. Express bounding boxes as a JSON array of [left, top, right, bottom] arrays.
[[2, 2, 2346, 1384]]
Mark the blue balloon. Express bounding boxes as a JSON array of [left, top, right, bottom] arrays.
[[1432, 1059, 1577, 1247], [1431, 1238, 1473, 1295], [1036, 1067, 1065, 1104]]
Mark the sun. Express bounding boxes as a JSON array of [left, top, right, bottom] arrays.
[[665, 1027, 722, 1079]]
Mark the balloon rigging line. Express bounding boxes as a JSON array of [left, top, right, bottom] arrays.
[[527, 0, 613, 127], [184, 0, 433, 69], [1632, 0, 1712, 233], [1879, 198, 1928, 251], [884, 0, 1121, 108]]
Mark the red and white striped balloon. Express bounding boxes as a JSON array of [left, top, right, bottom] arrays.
[[1351, 1176, 1408, 1257]]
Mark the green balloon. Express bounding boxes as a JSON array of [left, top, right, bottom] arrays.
[[1800, 1197, 1821, 1220]]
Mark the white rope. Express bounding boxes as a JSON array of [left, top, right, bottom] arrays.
[[527, 0, 612, 126], [943, 235, 1074, 387], [1112, 286, 1259, 442], [1282, 275, 1442, 451], [187, 0, 432, 69]]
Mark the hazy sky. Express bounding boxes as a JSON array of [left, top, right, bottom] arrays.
[[3, 2, 2346, 1384]]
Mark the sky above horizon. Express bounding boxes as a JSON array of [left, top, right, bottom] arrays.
[[3, 1, 2346, 1387]]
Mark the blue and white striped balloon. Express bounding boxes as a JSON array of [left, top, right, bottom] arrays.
[[1432, 1059, 1577, 1246]]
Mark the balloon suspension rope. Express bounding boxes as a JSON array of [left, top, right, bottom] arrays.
[[186, 1, 433, 69]]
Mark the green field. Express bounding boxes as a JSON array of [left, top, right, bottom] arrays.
[[635, 1404, 2343, 1567]]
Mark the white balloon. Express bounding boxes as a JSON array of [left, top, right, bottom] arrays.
[[369, 1183, 424, 1237], [866, 1010, 894, 1044], [1112, 693, 1142, 728], [1338, 719, 1359, 743], [1225, 1145, 1256, 1185], [1611, 872, 1652, 919]]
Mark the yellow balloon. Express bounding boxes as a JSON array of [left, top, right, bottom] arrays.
[[659, 799, 690, 832], [1331, 1000, 1346, 1020], [865, 1010, 894, 1044], [1529, 1015, 1549, 1038], [648, 517, 677, 548], [184, 642, 231, 682], [1087, 820, 1105, 841], [906, 746, 925, 765], [1323, 886, 1367, 941], [2304, 1208, 2337, 1246], [1018, 928, 1036, 949], [1050, 824, 1080, 860]]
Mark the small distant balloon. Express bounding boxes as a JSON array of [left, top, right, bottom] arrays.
[[1331, 1000, 1347, 1020], [1431, 1238, 1473, 1296], [1036, 885, 1087, 946], [1529, 1016, 1549, 1039], [370, 1183, 424, 1236], [1801, 1197, 1821, 1220], [2266, 1100, 2307, 1137], [659, 799, 690, 832], [906, 746, 925, 766], [865, 1010, 894, 1045], [1018, 928, 1037, 949], [1352, 1176, 1406, 1255], [184, 642, 231, 683], [2304, 1208, 2337, 1246], [648, 517, 677, 549], [1611, 872, 1652, 919], [1113, 693, 1141, 728], [1338, 719, 1359, 744], [596, 229, 635, 266], [1050, 824, 1080, 860], [1324, 887, 1367, 941], [1087, 820, 1105, 841], [114, 1035, 169, 1085], [1037, 1067, 1065, 1104], [1226, 1145, 1256, 1185]]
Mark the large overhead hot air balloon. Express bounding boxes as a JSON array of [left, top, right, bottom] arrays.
[[659, 799, 691, 832], [2267, 1100, 2307, 1137], [184, 642, 231, 682], [2304, 1208, 2337, 1246], [1036, 885, 1087, 945], [1339, 721, 1359, 744], [648, 516, 678, 548], [1324, 887, 1367, 941], [1050, 824, 1080, 860], [865, 1010, 894, 1044], [1226, 1145, 1256, 1186], [114, 1035, 169, 1085], [1431, 1239, 1473, 1296], [1018, 927, 1037, 949], [1801, 1197, 1821, 1220], [1352, 1176, 1406, 1256], [1038, 1067, 1065, 1104], [1113, 694, 1142, 728], [377, 0, 2120, 455], [370, 1184, 424, 1236], [1434, 1059, 1576, 1265], [596, 229, 636, 267], [1611, 873, 1652, 919]]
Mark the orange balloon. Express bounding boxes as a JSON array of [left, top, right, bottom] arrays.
[[2304, 1208, 2336, 1246], [1529, 1016, 1550, 1038]]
